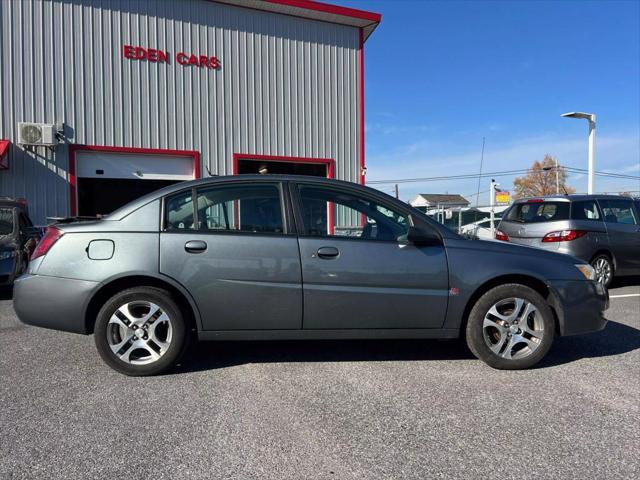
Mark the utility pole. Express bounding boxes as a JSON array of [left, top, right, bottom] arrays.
[[555, 158, 559, 194], [395, 184, 399, 199]]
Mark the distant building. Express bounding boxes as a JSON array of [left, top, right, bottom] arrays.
[[409, 194, 470, 213]]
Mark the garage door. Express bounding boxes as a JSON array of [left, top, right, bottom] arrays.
[[74, 149, 198, 217], [76, 150, 196, 180]]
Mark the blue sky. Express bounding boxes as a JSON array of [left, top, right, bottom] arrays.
[[342, 0, 640, 203]]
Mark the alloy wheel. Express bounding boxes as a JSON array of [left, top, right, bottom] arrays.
[[592, 257, 612, 286], [482, 297, 544, 360], [106, 301, 173, 365]]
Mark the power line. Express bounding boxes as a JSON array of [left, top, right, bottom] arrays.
[[367, 166, 640, 185], [366, 168, 531, 185]]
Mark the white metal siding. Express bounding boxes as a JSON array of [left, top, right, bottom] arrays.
[[0, 0, 361, 223]]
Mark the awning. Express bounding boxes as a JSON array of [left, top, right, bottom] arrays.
[[0, 140, 9, 169]]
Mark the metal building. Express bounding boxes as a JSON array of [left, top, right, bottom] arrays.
[[0, 0, 380, 224]]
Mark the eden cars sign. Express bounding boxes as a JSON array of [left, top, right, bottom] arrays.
[[123, 45, 220, 69]]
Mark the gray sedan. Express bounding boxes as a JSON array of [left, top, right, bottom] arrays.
[[13, 176, 608, 375]]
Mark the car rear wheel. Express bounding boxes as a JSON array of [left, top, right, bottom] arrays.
[[590, 254, 613, 288], [465, 284, 556, 370], [94, 287, 187, 376]]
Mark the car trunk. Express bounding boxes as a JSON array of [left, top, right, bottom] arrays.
[[498, 220, 564, 250], [498, 200, 572, 250]]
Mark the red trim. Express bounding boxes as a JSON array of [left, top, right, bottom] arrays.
[[68, 144, 200, 216], [262, 0, 381, 23], [0, 140, 9, 170], [358, 27, 365, 186], [232, 153, 335, 177], [232, 153, 335, 233]]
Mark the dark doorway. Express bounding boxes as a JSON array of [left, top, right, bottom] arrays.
[[77, 178, 180, 217], [237, 159, 328, 177]]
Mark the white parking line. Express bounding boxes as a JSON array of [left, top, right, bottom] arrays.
[[609, 293, 640, 299]]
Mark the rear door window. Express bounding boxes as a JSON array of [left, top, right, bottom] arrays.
[[599, 199, 637, 225], [195, 184, 284, 234], [504, 202, 570, 223], [571, 200, 601, 221]]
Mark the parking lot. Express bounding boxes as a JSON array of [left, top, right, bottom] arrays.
[[0, 282, 638, 480]]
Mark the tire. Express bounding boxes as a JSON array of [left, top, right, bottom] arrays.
[[465, 284, 556, 370], [590, 254, 614, 288], [94, 287, 188, 376]]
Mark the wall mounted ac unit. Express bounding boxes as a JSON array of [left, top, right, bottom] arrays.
[[17, 122, 59, 146]]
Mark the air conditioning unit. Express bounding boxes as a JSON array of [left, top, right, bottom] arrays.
[[17, 122, 59, 146]]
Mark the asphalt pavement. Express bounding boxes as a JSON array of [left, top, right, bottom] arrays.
[[1, 281, 638, 479]]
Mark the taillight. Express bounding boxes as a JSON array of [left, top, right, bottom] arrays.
[[31, 226, 64, 259], [542, 230, 586, 243], [495, 229, 509, 241]]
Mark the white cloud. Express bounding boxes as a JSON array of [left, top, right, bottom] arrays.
[[365, 129, 640, 203]]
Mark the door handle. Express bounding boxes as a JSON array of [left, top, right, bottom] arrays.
[[184, 240, 207, 253], [316, 246, 339, 259]]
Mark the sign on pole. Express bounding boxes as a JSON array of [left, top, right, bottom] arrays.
[[495, 191, 510, 205]]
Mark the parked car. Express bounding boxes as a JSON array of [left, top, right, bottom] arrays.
[[460, 217, 501, 240], [14, 176, 608, 375], [0, 198, 39, 286], [496, 195, 640, 287]]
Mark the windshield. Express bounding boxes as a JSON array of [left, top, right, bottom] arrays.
[[0, 208, 15, 235], [504, 201, 570, 223]]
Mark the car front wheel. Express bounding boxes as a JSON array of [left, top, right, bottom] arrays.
[[465, 284, 556, 370], [94, 287, 187, 376]]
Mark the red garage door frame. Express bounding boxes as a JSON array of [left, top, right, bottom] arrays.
[[68, 144, 200, 216], [232, 153, 335, 179]]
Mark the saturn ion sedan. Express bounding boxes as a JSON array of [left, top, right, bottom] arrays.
[[14, 176, 609, 375]]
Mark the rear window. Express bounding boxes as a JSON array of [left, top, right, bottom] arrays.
[[505, 202, 570, 223], [0, 208, 15, 235]]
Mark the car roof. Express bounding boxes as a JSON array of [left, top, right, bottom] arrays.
[[108, 174, 402, 219], [512, 194, 631, 203]]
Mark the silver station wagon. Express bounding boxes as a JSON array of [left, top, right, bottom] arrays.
[[14, 176, 608, 375], [497, 195, 640, 287]]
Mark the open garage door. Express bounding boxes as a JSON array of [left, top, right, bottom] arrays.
[[71, 146, 199, 217]]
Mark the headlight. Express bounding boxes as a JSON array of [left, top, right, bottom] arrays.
[[575, 263, 596, 281], [0, 251, 16, 260]]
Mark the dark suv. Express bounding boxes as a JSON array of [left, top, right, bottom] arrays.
[[497, 195, 640, 287], [0, 198, 38, 286]]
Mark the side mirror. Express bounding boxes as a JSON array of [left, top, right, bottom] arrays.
[[405, 225, 442, 246]]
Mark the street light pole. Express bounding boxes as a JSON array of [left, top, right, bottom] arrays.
[[587, 116, 596, 194], [555, 157, 559, 194], [561, 112, 596, 194]]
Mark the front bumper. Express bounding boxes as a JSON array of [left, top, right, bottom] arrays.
[[548, 279, 609, 336], [13, 274, 98, 334]]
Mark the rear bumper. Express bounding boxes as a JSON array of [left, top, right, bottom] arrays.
[[13, 274, 97, 334], [548, 280, 609, 336]]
